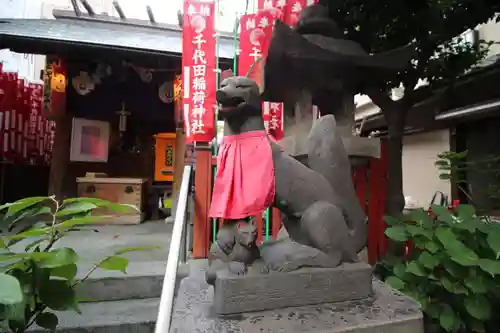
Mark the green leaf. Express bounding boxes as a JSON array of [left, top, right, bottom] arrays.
[[436, 227, 479, 266], [35, 312, 58, 331], [435, 227, 457, 247], [384, 226, 409, 241], [464, 276, 488, 293], [440, 276, 453, 292], [486, 228, 500, 259], [5, 197, 49, 218], [55, 202, 97, 217], [425, 241, 441, 253], [393, 263, 406, 278], [55, 216, 103, 231], [406, 225, 432, 239], [386, 276, 405, 290], [425, 303, 442, 319], [478, 259, 500, 276], [0, 251, 52, 263], [439, 173, 451, 180], [456, 204, 475, 220], [0, 273, 23, 304], [98, 256, 129, 273], [431, 205, 455, 224], [439, 305, 457, 332], [384, 215, 400, 226], [417, 251, 439, 270], [114, 245, 161, 255], [39, 279, 77, 311], [0, 202, 13, 212], [8, 226, 51, 241], [406, 262, 426, 277], [464, 294, 491, 320], [444, 261, 466, 278], [38, 248, 79, 268], [62, 198, 137, 213], [50, 264, 78, 281], [409, 209, 434, 228]]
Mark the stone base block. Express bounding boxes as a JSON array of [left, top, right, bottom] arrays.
[[170, 268, 424, 333], [213, 262, 372, 315]]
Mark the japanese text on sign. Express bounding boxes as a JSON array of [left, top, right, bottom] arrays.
[[182, 0, 216, 143]]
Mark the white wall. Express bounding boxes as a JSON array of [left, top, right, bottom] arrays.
[[402, 129, 451, 208]]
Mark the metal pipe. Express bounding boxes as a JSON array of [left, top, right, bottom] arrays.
[[113, 1, 126, 19], [146, 5, 156, 23], [70, 0, 82, 16], [79, 0, 95, 16], [154, 165, 192, 333], [435, 98, 500, 121]]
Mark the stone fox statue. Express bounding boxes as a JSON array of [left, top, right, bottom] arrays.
[[210, 76, 367, 267]]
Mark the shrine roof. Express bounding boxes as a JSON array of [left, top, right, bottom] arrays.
[[0, 12, 237, 59]]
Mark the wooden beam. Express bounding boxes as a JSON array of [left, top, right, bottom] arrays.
[[192, 143, 212, 258], [48, 115, 72, 198]]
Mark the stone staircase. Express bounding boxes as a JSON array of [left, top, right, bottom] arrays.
[[29, 260, 199, 332]]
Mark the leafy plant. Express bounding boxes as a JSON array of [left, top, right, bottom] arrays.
[[382, 205, 500, 332], [0, 196, 159, 333]]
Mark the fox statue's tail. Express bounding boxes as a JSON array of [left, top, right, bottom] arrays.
[[307, 115, 368, 254]]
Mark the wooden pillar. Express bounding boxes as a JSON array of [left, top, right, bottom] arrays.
[[48, 114, 72, 198], [192, 143, 212, 258]]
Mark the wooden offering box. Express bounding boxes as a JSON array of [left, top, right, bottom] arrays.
[[76, 177, 147, 224]]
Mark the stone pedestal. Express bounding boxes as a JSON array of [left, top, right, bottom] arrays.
[[213, 262, 372, 315], [170, 268, 424, 333]]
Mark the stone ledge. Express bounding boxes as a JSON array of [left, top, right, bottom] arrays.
[[170, 270, 424, 333], [213, 261, 373, 315]]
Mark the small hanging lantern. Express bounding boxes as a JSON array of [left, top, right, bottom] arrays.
[[173, 74, 182, 103]]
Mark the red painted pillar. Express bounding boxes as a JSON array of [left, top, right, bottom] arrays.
[[368, 157, 381, 265], [192, 144, 212, 259], [378, 141, 389, 259]]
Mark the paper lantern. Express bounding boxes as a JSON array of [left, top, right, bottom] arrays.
[[43, 56, 67, 119]]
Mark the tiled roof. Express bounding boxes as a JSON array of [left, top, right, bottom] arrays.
[[0, 17, 237, 59]]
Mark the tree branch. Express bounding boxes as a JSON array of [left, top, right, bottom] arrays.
[[365, 88, 395, 111], [402, 84, 435, 108]]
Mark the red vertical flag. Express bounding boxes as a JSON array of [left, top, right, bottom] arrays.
[[238, 11, 274, 81], [238, 11, 285, 140], [181, 0, 216, 143]]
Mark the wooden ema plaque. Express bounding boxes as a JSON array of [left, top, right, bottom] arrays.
[[153, 132, 176, 182]]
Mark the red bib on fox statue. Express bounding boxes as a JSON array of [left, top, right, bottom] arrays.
[[209, 130, 276, 220]]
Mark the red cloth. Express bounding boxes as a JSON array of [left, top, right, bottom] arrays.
[[209, 130, 275, 219]]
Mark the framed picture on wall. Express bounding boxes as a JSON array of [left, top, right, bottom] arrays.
[[70, 118, 110, 162]]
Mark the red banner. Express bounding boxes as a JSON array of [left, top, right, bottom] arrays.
[[182, 0, 216, 143], [283, 0, 319, 26], [238, 11, 274, 82], [263, 101, 284, 140], [239, 10, 285, 140]]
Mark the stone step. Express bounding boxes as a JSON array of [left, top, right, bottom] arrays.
[[76, 259, 208, 302], [29, 298, 160, 333]]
